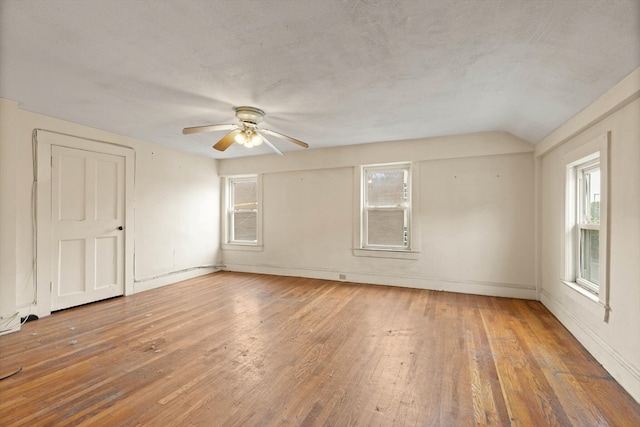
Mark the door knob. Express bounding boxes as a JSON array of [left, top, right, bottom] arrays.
[[118, 226, 124, 231]]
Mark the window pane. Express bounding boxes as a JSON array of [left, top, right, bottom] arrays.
[[585, 168, 600, 225], [580, 229, 599, 285], [233, 181, 257, 210], [366, 169, 407, 207], [367, 210, 406, 247], [234, 212, 257, 241]]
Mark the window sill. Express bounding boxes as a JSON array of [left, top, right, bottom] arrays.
[[560, 279, 609, 320], [222, 243, 263, 252], [353, 248, 419, 260], [561, 280, 599, 302]]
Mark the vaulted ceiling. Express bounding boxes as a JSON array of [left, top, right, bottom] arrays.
[[1, 0, 638, 158]]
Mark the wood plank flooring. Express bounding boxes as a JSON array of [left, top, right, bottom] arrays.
[[1, 272, 639, 426]]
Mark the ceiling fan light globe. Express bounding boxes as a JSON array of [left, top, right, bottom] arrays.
[[250, 133, 263, 146], [234, 131, 248, 145]]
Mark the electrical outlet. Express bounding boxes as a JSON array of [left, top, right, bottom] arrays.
[[339, 274, 347, 280]]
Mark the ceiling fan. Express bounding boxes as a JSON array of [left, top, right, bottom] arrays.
[[182, 106, 309, 155]]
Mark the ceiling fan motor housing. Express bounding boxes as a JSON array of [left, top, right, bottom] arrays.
[[235, 106, 264, 125]]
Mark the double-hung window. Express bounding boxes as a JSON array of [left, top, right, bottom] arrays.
[[361, 163, 412, 251], [563, 133, 609, 313], [575, 159, 601, 293], [225, 175, 261, 247]]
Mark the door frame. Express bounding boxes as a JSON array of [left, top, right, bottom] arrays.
[[36, 130, 135, 317]]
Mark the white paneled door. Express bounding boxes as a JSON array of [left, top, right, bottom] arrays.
[[51, 145, 125, 311]]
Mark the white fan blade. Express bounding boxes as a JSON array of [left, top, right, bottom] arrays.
[[183, 124, 237, 135], [257, 132, 284, 156], [261, 129, 309, 148]]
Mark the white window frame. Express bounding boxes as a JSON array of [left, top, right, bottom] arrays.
[[222, 175, 262, 251], [562, 133, 609, 313], [354, 162, 419, 260]]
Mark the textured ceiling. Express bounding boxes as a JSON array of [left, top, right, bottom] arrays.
[[1, 0, 639, 158]]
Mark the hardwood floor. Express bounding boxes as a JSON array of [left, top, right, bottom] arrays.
[[1, 272, 638, 426]]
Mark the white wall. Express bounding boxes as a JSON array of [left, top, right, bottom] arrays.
[[0, 99, 19, 333], [536, 68, 640, 402], [0, 99, 221, 330], [133, 145, 221, 292], [220, 131, 536, 299]]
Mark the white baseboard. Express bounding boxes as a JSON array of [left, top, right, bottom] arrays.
[[133, 267, 220, 294], [540, 289, 640, 403], [223, 263, 538, 299]]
